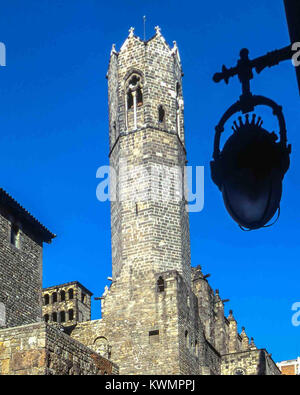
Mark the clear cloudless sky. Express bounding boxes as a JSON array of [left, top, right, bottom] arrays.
[[0, 0, 299, 363]]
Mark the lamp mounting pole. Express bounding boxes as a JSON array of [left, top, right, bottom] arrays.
[[213, 45, 293, 97]]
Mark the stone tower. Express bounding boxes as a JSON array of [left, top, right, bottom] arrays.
[[42, 281, 93, 326], [102, 26, 197, 374], [108, 26, 190, 284], [69, 27, 281, 376]]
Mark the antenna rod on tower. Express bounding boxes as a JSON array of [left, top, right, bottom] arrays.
[[143, 15, 146, 41]]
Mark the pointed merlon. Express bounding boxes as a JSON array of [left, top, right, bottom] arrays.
[[110, 43, 118, 56], [129, 27, 135, 37], [228, 309, 235, 321], [241, 327, 248, 338], [155, 26, 161, 35], [250, 337, 257, 349], [171, 41, 178, 55]]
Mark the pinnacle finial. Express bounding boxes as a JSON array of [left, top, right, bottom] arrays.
[[129, 27, 135, 37], [228, 309, 234, 319], [250, 337, 257, 349], [155, 26, 161, 35], [110, 43, 117, 56]]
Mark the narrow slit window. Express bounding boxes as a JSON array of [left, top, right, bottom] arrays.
[[113, 121, 117, 140], [176, 82, 181, 97], [185, 330, 189, 348], [44, 314, 49, 323], [157, 276, 165, 292], [10, 224, 19, 248], [52, 312, 57, 322], [158, 105, 165, 123], [149, 330, 159, 344]]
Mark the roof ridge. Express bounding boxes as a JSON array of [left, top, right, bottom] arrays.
[[0, 187, 56, 242]]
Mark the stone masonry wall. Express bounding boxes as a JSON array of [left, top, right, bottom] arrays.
[[72, 270, 182, 374], [0, 322, 118, 375], [221, 349, 281, 375], [0, 211, 43, 328], [71, 269, 222, 375]]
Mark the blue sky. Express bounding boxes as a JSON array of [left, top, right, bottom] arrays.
[[0, 0, 299, 362]]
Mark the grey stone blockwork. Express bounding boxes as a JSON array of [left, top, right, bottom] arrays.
[[0, 209, 43, 328], [0, 188, 55, 329]]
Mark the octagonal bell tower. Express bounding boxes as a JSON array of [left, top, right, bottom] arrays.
[[100, 26, 200, 374], [107, 26, 190, 283]]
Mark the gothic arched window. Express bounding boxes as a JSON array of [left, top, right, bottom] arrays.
[[125, 72, 143, 130]]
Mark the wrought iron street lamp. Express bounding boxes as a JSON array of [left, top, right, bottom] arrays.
[[211, 47, 292, 230]]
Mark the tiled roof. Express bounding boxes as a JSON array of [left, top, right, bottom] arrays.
[[0, 187, 56, 243]]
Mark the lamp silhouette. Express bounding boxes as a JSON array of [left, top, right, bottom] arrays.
[[211, 49, 291, 230]]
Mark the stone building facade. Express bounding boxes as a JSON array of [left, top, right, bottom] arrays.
[[0, 190, 116, 375], [42, 282, 92, 326], [0, 26, 281, 375], [0, 188, 55, 329]]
